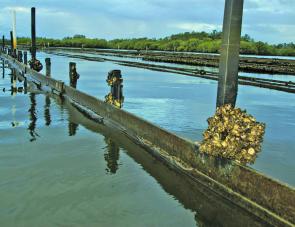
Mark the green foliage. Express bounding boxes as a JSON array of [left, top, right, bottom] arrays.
[[15, 31, 295, 56]]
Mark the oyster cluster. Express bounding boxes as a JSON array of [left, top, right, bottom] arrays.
[[199, 104, 266, 164], [105, 93, 123, 108]]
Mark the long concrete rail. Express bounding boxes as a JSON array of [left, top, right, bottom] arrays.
[[1, 52, 294, 226]]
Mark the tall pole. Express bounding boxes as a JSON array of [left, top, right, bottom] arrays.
[[216, 0, 244, 108], [12, 10, 17, 50], [31, 7, 36, 60]]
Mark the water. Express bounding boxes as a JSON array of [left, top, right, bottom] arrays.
[[34, 52, 295, 186], [50, 52, 295, 185], [0, 52, 294, 226], [0, 62, 266, 226], [55, 50, 295, 82]]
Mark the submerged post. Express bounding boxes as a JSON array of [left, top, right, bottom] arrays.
[[69, 62, 79, 88], [24, 51, 28, 65], [45, 58, 51, 77], [216, 0, 244, 107]]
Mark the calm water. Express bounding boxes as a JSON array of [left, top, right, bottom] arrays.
[[0, 51, 294, 226], [0, 60, 265, 227], [37, 51, 295, 186], [56, 50, 295, 82]]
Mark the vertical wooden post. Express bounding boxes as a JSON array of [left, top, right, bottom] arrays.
[[31, 7, 36, 60], [105, 70, 124, 108], [45, 58, 51, 77], [10, 31, 14, 56], [216, 0, 244, 108], [69, 62, 79, 88], [24, 77, 27, 93], [24, 51, 28, 65], [13, 49, 17, 59], [18, 51, 23, 62]]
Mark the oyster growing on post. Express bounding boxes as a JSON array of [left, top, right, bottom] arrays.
[[199, 104, 266, 164]]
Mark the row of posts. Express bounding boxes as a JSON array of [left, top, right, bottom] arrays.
[[1, 7, 43, 72], [1, 45, 124, 108], [2, 0, 243, 108]]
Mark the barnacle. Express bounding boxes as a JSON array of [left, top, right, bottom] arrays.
[[199, 104, 266, 164]]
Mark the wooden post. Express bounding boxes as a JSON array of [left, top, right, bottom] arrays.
[[45, 58, 51, 77], [31, 7, 36, 60], [13, 49, 17, 59], [105, 70, 124, 108], [24, 51, 28, 65], [216, 0, 244, 108], [24, 77, 27, 93], [18, 51, 23, 62], [10, 31, 14, 56], [69, 62, 79, 88]]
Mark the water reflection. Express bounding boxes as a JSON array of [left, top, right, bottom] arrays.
[[68, 122, 78, 136], [2, 60, 4, 78], [44, 96, 51, 126], [28, 93, 39, 142], [104, 137, 120, 174]]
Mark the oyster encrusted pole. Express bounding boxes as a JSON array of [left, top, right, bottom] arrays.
[[216, 0, 244, 107]]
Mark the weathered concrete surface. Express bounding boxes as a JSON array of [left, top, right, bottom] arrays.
[[1, 52, 294, 226]]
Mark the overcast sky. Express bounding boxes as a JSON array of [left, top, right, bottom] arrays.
[[0, 0, 294, 44]]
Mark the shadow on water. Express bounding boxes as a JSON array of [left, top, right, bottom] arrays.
[[44, 96, 51, 126], [2, 60, 4, 78], [103, 137, 120, 174], [28, 93, 39, 142]]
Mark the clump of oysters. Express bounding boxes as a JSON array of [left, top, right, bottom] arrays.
[[199, 104, 266, 164]]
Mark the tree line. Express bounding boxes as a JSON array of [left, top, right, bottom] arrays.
[[13, 31, 295, 56]]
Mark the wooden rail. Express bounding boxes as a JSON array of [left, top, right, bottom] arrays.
[[1, 52, 294, 226]]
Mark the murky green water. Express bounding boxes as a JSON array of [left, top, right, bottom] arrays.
[[0, 51, 294, 226]]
